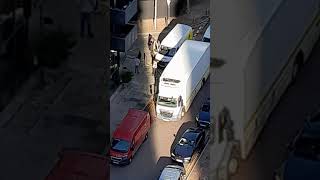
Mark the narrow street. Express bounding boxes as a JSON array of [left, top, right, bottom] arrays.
[[110, 77, 210, 180]]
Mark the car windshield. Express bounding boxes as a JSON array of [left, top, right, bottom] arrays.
[[157, 96, 177, 108], [159, 46, 176, 57], [293, 136, 320, 160], [201, 104, 210, 112], [111, 139, 130, 153]]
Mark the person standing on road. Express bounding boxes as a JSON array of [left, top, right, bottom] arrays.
[[78, 0, 97, 38], [152, 60, 157, 75], [134, 56, 140, 74], [148, 34, 153, 51], [150, 38, 159, 65]]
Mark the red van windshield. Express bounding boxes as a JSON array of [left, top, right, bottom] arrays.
[[111, 139, 130, 153]]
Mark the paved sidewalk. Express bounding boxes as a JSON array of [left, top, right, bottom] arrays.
[[110, 34, 155, 135]]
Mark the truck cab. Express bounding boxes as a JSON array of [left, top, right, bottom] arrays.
[[156, 24, 193, 69], [156, 79, 184, 120]]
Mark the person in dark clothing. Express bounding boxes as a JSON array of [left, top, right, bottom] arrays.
[[78, 0, 97, 38], [148, 34, 153, 50]]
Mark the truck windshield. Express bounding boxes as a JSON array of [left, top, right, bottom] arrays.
[[111, 139, 130, 153], [203, 37, 210, 42], [157, 96, 177, 107], [159, 46, 176, 57]]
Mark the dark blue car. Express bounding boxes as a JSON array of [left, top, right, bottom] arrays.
[[196, 100, 210, 128], [171, 128, 205, 164], [274, 121, 320, 180]]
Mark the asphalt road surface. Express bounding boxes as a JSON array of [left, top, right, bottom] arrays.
[[230, 40, 320, 180], [110, 77, 210, 180]]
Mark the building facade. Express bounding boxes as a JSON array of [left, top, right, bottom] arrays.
[[110, 0, 186, 85], [0, 0, 33, 110]]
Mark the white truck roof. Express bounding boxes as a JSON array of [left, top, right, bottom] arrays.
[[160, 40, 210, 83], [213, 0, 283, 70], [160, 24, 192, 48]]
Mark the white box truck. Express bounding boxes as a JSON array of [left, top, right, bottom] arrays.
[[156, 40, 210, 121], [156, 23, 193, 68], [213, 0, 320, 160]]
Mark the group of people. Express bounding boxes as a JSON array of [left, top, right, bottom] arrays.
[[148, 34, 160, 75], [133, 34, 160, 75]]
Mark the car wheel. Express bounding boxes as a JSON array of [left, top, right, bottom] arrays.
[[128, 157, 132, 164]]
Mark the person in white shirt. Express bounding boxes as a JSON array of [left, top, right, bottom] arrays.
[[152, 61, 157, 75], [78, 0, 97, 38], [134, 57, 140, 74]]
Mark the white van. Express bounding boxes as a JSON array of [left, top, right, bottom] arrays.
[[156, 40, 210, 121], [202, 25, 210, 42], [156, 24, 193, 68]]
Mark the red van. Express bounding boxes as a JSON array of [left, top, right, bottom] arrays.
[[45, 150, 108, 180], [110, 109, 151, 165]]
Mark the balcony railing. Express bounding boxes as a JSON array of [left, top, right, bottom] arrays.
[[111, 23, 137, 52], [111, 0, 138, 25]]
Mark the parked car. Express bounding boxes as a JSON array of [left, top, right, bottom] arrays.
[[273, 128, 320, 180], [196, 99, 210, 128], [171, 128, 206, 164], [159, 165, 186, 180], [110, 109, 151, 165], [45, 150, 108, 180]]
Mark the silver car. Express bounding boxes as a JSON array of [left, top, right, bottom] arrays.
[[159, 165, 186, 180]]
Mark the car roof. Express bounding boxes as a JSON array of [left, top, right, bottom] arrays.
[[159, 166, 183, 180], [113, 109, 148, 141], [45, 151, 108, 180], [182, 128, 203, 140], [284, 156, 320, 180], [199, 111, 210, 121]]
